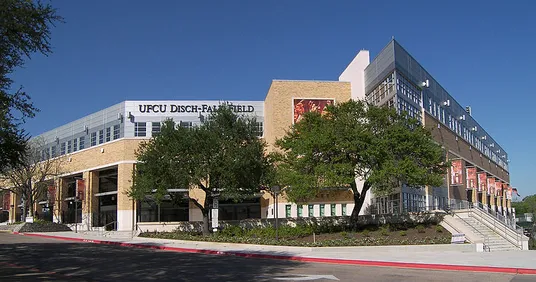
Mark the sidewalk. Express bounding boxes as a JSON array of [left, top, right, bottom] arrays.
[[14, 231, 536, 274]]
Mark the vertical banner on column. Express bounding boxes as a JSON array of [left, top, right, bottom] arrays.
[[487, 177, 495, 195], [495, 181, 502, 197], [76, 179, 85, 201], [466, 167, 477, 189], [47, 186, 56, 204], [2, 192, 10, 211], [450, 159, 463, 185], [507, 187, 512, 200], [477, 172, 487, 193]]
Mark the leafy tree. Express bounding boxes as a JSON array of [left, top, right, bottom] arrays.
[[0, 0, 62, 173], [512, 195, 536, 215], [130, 105, 270, 235], [0, 137, 67, 220], [274, 100, 447, 223]]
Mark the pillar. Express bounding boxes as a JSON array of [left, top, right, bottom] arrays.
[[117, 163, 135, 231], [8, 192, 19, 223], [502, 190, 507, 216], [490, 191, 496, 213], [481, 190, 487, 211], [472, 188, 477, 205], [81, 171, 99, 230]]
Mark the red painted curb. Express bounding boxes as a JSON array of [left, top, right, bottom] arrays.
[[16, 232, 536, 275]]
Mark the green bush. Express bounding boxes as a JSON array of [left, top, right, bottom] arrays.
[[435, 225, 443, 233], [361, 229, 370, 237], [380, 227, 389, 237], [399, 231, 407, 236], [416, 225, 426, 233]]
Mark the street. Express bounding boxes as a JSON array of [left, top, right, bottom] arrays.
[[0, 233, 534, 282]]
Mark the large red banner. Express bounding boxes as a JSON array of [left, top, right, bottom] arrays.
[[76, 179, 85, 201], [495, 181, 503, 197], [487, 177, 495, 195], [507, 187, 513, 200], [466, 167, 477, 189], [477, 172, 487, 192], [293, 98, 334, 124], [450, 159, 463, 185]]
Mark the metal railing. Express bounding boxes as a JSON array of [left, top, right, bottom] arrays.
[[450, 200, 525, 249], [449, 209, 490, 252], [99, 221, 117, 237]]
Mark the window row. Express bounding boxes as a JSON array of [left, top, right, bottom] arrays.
[[90, 124, 121, 146], [397, 99, 421, 121], [396, 74, 422, 105], [284, 203, 348, 218], [366, 72, 396, 106], [134, 121, 264, 138]]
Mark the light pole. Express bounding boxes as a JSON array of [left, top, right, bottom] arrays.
[[272, 185, 281, 241]]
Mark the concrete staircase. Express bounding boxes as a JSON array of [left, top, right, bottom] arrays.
[[458, 217, 519, 251]]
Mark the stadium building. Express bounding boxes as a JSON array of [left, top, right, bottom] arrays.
[[3, 39, 515, 231]]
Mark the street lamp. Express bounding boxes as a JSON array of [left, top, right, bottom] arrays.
[[271, 185, 281, 241]]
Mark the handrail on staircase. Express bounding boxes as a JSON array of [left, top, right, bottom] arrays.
[[450, 209, 490, 252], [470, 203, 524, 249], [99, 221, 117, 237]]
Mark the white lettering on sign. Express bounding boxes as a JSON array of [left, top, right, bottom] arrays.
[[137, 103, 256, 114]]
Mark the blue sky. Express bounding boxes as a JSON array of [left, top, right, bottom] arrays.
[[11, 1, 536, 197]]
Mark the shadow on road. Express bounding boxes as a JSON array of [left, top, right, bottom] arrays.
[[0, 242, 305, 281]]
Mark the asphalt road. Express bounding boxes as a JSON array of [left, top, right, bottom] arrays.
[[0, 232, 535, 282]]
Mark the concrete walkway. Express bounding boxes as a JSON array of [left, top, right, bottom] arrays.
[[13, 231, 536, 274]]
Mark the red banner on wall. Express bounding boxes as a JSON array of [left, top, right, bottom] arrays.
[[450, 159, 463, 185], [487, 177, 495, 195], [76, 179, 85, 201], [507, 187, 513, 200], [2, 192, 10, 210], [47, 186, 56, 204], [293, 98, 334, 124], [477, 172, 487, 192], [466, 167, 477, 189], [495, 181, 502, 197]]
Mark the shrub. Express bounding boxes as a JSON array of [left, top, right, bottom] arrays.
[[361, 229, 370, 237], [380, 227, 389, 237], [435, 225, 443, 233], [399, 231, 407, 236], [340, 231, 348, 238], [416, 225, 426, 233]]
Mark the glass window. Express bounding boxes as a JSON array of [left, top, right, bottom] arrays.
[[60, 143, 66, 155], [331, 204, 336, 216], [179, 121, 193, 129], [342, 204, 347, 216], [297, 205, 303, 217], [285, 205, 291, 218], [113, 124, 120, 140], [152, 122, 161, 136], [67, 140, 72, 153], [79, 136, 85, 150], [320, 204, 325, 217], [254, 122, 263, 137], [73, 138, 78, 152], [51, 146, 56, 157], [99, 129, 104, 144], [308, 205, 314, 217], [135, 122, 146, 137], [106, 127, 111, 142], [91, 132, 97, 146]]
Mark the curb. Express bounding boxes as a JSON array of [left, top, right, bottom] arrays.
[[15, 232, 536, 275]]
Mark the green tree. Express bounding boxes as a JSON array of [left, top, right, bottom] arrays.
[[0, 0, 62, 173], [130, 105, 270, 235], [512, 195, 536, 215], [274, 100, 447, 223]]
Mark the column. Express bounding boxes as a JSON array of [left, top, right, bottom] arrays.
[[481, 190, 487, 211], [490, 191, 496, 213], [117, 163, 135, 231], [472, 188, 477, 206], [82, 171, 99, 230], [8, 192, 18, 223], [52, 178, 66, 223], [502, 191, 507, 216]]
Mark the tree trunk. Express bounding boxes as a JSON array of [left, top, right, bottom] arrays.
[[201, 209, 210, 236], [349, 180, 371, 228]]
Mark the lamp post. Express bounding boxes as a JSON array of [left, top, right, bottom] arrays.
[[272, 185, 281, 241]]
